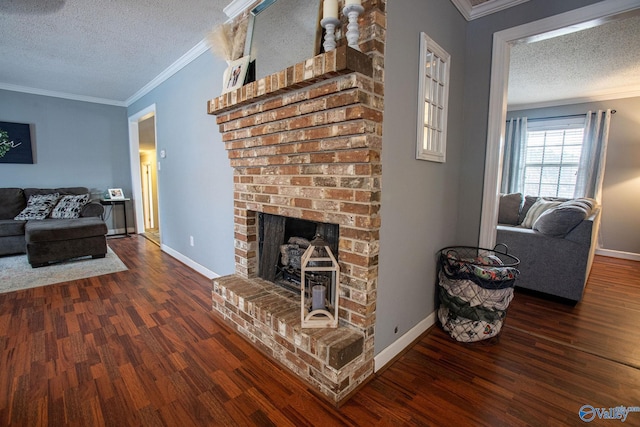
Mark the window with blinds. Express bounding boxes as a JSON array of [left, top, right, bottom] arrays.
[[416, 32, 450, 162], [523, 117, 585, 198]]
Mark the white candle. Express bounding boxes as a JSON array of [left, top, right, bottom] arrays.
[[345, 0, 361, 6], [323, 0, 338, 19], [312, 285, 326, 311]]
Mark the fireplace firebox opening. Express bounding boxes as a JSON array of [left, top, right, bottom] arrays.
[[258, 213, 339, 295]]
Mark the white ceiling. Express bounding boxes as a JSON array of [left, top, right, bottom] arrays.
[[1, 0, 638, 108]]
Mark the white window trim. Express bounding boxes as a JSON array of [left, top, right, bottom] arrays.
[[416, 32, 450, 163]]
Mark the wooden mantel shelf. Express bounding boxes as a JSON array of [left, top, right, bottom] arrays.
[[208, 45, 373, 116]]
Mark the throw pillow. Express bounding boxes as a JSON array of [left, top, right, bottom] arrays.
[[533, 205, 589, 237], [558, 198, 596, 216], [518, 195, 539, 225], [50, 193, 91, 219], [520, 199, 562, 229], [498, 193, 523, 225], [14, 193, 60, 220], [0, 188, 26, 220]]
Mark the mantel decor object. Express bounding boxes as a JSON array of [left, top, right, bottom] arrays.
[[321, 16, 341, 52], [321, 0, 340, 52], [343, 1, 364, 51], [300, 234, 339, 328]]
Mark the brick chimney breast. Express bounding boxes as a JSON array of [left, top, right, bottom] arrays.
[[208, 1, 386, 405]]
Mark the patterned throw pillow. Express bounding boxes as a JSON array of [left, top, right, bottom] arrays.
[[50, 194, 91, 219], [520, 198, 562, 229], [14, 193, 60, 220]]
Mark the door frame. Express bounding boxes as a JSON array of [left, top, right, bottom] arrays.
[[479, 0, 640, 248], [128, 104, 158, 236]]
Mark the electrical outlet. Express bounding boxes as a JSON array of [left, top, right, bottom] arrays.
[[190, 235, 194, 246]]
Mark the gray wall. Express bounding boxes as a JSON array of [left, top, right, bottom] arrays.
[[127, 52, 235, 277], [375, 0, 467, 354], [0, 89, 130, 231], [508, 97, 640, 255]]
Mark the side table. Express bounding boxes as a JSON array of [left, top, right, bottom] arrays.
[[99, 198, 131, 237]]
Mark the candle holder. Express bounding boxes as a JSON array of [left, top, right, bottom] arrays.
[[343, 3, 364, 51], [321, 17, 341, 52]]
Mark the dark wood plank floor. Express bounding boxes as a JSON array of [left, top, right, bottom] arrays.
[[1, 236, 639, 426]]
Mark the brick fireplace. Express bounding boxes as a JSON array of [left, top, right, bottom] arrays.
[[207, 1, 385, 404]]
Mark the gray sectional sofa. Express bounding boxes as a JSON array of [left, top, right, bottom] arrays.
[[0, 187, 108, 267], [496, 193, 601, 302]]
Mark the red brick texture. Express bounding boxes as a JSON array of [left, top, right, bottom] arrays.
[[214, 70, 381, 329]]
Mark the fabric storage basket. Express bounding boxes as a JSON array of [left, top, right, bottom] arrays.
[[437, 246, 520, 343]]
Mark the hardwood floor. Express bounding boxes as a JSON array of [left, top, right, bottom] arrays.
[[1, 236, 639, 426]]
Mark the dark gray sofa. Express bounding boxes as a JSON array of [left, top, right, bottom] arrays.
[[0, 187, 108, 267], [496, 193, 601, 302]]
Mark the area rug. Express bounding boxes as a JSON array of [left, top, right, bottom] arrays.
[[0, 246, 128, 294]]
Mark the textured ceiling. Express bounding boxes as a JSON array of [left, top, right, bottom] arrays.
[[1, 1, 638, 108], [0, 0, 229, 104], [508, 13, 640, 109]]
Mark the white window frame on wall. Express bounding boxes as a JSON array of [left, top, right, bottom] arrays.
[[416, 32, 451, 163]]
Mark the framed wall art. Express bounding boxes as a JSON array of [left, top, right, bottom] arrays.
[[0, 121, 34, 164]]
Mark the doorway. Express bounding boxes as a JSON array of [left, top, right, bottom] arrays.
[[138, 115, 160, 245], [128, 104, 161, 245], [479, 0, 640, 249]]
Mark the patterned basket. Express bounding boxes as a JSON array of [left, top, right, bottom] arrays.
[[437, 246, 520, 342]]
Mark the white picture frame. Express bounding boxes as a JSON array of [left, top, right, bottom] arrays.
[[108, 188, 125, 200], [222, 56, 251, 94]]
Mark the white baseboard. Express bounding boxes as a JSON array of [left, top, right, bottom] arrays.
[[596, 248, 640, 262], [160, 244, 220, 280], [374, 311, 437, 372]]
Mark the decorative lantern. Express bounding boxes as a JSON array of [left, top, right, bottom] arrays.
[[300, 234, 339, 328]]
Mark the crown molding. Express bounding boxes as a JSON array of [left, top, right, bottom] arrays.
[[0, 82, 125, 107], [449, 0, 473, 20], [126, 40, 209, 107], [470, 0, 530, 20], [450, 0, 530, 21], [223, 0, 254, 19]]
